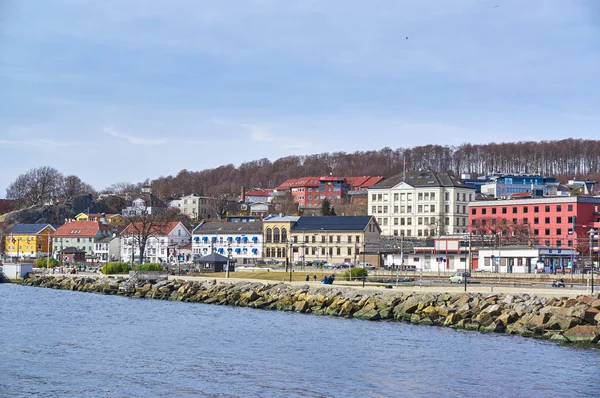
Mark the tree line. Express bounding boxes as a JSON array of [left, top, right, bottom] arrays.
[[149, 139, 600, 199]]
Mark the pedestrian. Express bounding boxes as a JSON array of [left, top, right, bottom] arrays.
[[305, 274, 310, 282], [313, 274, 317, 282]]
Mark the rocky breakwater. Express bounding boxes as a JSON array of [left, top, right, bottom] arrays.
[[19, 275, 600, 346]]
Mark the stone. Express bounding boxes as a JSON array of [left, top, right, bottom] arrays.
[[477, 312, 495, 327], [581, 307, 599, 324], [563, 325, 600, 344], [589, 299, 600, 309], [549, 333, 569, 343], [482, 321, 505, 333]]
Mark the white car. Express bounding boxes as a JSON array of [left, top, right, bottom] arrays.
[[449, 272, 471, 283]]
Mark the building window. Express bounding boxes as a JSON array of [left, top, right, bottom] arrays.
[[394, 193, 399, 201], [482, 208, 487, 215], [556, 217, 562, 223], [471, 208, 476, 215], [533, 229, 539, 236], [545, 229, 550, 236], [556, 228, 562, 235], [534, 218, 539, 224], [545, 217, 550, 224], [534, 206, 539, 213], [266, 228, 272, 243], [545, 206, 550, 212], [492, 208, 497, 214], [430, 205, 435, 212], [502, 208, 507, 214], [568, 204, 573, 211], [281, 228, 287, 243], [273, 228, 280, 243], [355, 235, 360, 243], [524, 207, 529, 213], [347, 247, 352, 255], [556, 205, 561, 212]]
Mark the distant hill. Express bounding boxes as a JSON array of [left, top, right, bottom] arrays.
[[148, 139, 600, 199]]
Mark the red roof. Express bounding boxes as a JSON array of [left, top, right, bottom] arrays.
[[54, 220, 110, 237], [277, 176, 384, 190], [245, 189, 273, 196], [511, 192, 533, 199], [121, 221, 181, 236]]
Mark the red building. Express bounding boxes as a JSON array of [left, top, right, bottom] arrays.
[[276, 176, 384, 206], [468, 197, 600, 251]]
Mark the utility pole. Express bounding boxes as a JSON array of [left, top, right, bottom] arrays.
[[589, 229, 596, 294]]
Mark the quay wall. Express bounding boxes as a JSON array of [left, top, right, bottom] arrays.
[[16, 275, 600, 346]]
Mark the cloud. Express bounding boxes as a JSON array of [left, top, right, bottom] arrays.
[[104, 127, 166, 145]]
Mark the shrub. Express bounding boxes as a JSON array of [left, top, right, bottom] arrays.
[[35, 257, 60, 268], [101, 262, 131, 274], [344, 267, 368, 279], [135, 263, 163, 271]]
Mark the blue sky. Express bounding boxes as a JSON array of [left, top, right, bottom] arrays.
[[1, 0, 599, 194]]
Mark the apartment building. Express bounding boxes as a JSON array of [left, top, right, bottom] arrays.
[[368, 170, 475, 237]]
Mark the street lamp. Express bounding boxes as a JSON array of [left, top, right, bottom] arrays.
[[589, 228, 596, 294]]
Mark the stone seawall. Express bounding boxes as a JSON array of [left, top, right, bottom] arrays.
[[18, 275, 600, 346]]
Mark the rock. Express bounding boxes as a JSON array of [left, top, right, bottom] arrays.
[[476, 312, 495, 327], [589, 299, 600, 309], [563, 325, 600, 344], [482, 321, 505, 333], [549, 333, 569, 343], [581, 307, 599, 324]]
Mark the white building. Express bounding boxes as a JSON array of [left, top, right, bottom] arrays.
[[477, 246, 578, 274], [368, 170, 475, 237], [192, 221, 263, 265], [120, 221, 191, 264], [93, 235, 121, 263], [122, 186, 167, 216], [180, 194, 216, 220]]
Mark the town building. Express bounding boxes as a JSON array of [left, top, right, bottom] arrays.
[[468, 196, 600, 250], [75, 213, 127, 229], [120, 221, 191, 264], [93, 235, 121, 263], [180, 193, 216, 220], [192, 221, 263, 264], [368, 170, 475, 237], [275, 176, 384, 208], [241, 187, 274, 203], [262, 215, 381, 266], [5, 224, 56, 260], [122, 186, 167, 216], [52, 220, 111, 262], [478, 173, 558, 199]]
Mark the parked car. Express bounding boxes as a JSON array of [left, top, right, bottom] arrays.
[[311, 260, 327, 267], [449, 272, 471, 284]]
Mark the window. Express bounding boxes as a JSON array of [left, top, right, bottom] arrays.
[[336, 235, 341, 243], [512, 207, 517, 214], [424, 192, 429, 200], [534, 206, 539, 213], [355, 235, 360, 243], [567, 216, 573, 224], [431, 193, 436, 200], [524, 207, 529, 213], [534, 217, 539, 224], [523, 218, 529, 224], [347, 247, 352, 255], [556, 205, 562, 212], [471, 208, 476, 215], [545, 206, 550, 212], [568, 240, 573, 247], [394, 193, 399, 201], [533, 229, 539, 236], [394, 218, 398, 226], [568, 204, 573, 211], [556, 217, 562, 223], [383, 206, 388, 213], [556, 240, 562, 247], [281, 228, 287, 243], [347, 236, 352, 243], [372, 194, 376, 201], [545, 229, 550, 236], [273, 228, 280, 243], [418, 193, 423, 200], [445, 217, 450, 225], [394, 206, 398, 213], [329, 235, 333, 243], [482, 209, 487, 215], [556, 228, 562, 235], [383, 218, 388, 226], [336, 247, 341, 255], [545, 217, 550, 224], [418, 217, 423, 225], [502, 208, 507, 214], [492, 208, 497, 214], [418, 205, 423, 212], [372, 206, 377, 213], [430, 205, 436, 212], [445, 192, 450, 201]]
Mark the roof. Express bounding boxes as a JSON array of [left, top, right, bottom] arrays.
[[371, 170, 472, 189], [277, 177, 322, 189], [78, 213, 118, 219], [192, 221, 262, 234], [263, 215, 301, 223], [54, 220, 110, 237], [95, 235, 116, 243], [292, 216, 374, 232], [245, 189, 274, 196], [121, 221, 183, 236], [345, 176, 385, 189], [9, 224, 56, 235], [194, 252, 230, 263]]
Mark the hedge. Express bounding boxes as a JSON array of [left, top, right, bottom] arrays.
[[35, 258, 60, 268], [135, 263, 163, 272], [101, 262, 131, 275]]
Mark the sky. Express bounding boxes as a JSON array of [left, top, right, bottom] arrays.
[[1, 0, 599, 195]]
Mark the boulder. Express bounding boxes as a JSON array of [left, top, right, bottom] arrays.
[[563, 325, 600, 344]]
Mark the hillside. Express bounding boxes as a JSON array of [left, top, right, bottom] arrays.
[[149, 139, 600, 199]]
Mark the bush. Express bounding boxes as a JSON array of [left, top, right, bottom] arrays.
[[35, 257, 60, 268], [101, 262, 131, 275], [344, 267, 368, 279], [135, 263, 163, 271]]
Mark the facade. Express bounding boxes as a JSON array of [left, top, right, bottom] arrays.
[[262, 215, 381, 265], [120, 221, 191, 264], [479, 174, 557, 199], [93, 235, 121, 263], [477, 246, 578, 274], [5, 224, 56, 260], [192, 221, 263, 264], [468, 196, 600, 250], [276, 176, 384, 207], [242, 188, 274, 204], [368, 170, 475, 237], [180, 194, 216, 220], [75, 213, 126, 229], [52, 220, 111, 261]]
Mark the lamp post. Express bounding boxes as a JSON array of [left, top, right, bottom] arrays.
[[226, 240, 231, 279], [289, 241, 293, 282], [589, 228, 596, 294]]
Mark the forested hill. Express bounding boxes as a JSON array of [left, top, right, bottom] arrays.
[[150, 139, 600, 199]]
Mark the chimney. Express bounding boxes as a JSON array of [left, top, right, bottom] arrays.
[[241, 186, 246, 203]]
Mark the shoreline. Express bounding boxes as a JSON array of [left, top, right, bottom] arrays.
[[13, 274, 600, 347]]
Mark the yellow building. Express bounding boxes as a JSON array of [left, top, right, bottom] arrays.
[[262, 216, 381, 266], [5, 224, 56, 260], [74, 213, 126, 229]]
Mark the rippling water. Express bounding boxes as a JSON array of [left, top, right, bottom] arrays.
[[1, 284, 599, 397]]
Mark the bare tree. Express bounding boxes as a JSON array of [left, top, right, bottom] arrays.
[[6, 166, 63, 207], [62, 175, 96, 198], [122, 207, 169, 265]]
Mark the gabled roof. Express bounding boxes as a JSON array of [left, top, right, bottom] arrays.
[[9, 223, 56, 235], [246, 189, 274, 196], [277, 177, 322, 189], [195, 252, 229, 263], [192, 221, 262, 234], [54, 221, 110, 237], [292, 216, 375, 232], [263, 215, 301, 223], [345, 176, 385, 189], [371, 170, 472, 189], [121, 221, 185, 236]]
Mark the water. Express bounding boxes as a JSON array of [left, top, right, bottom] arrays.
[[1, 284, 599, 398]]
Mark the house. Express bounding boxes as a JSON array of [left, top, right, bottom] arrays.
[[120, 221, 191, 264], [93, 235, 121, 263], [75, 213, 127, 229], [192, 221, 263, 264], [52, 220, 111, 262], [477, 246, 578, 274], [479, 173, 558, 199], [241, 187, 274, 203], [122, 186, 167, 216], [262, 215, 381, 266], [5, 224, 56, 260], [180, 194, 217, 220], [368, 170, 475, 237], [193, 252, 234, 273]]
